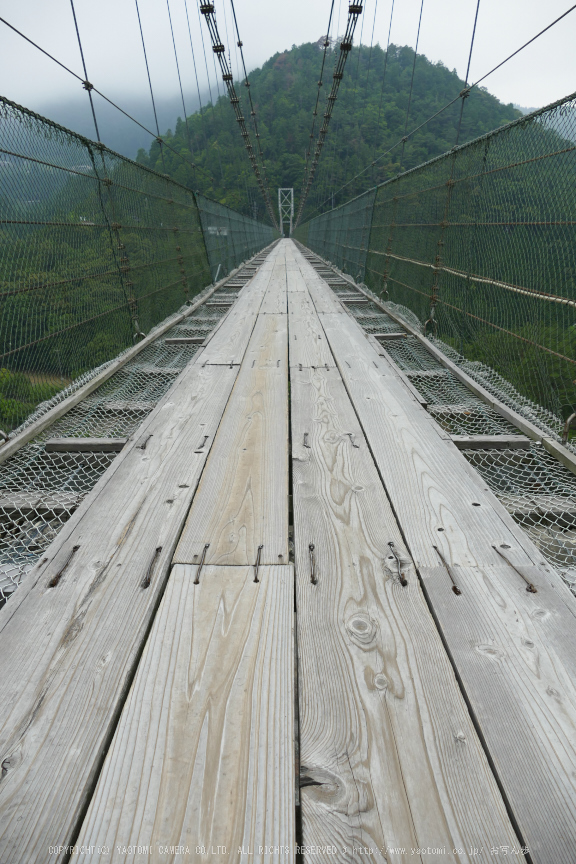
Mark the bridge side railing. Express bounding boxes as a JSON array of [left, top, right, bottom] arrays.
[[294, 91, 576, 433], [0, 96, 276, 432]]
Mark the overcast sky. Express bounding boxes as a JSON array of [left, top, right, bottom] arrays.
[[0, 0, 573, 144]]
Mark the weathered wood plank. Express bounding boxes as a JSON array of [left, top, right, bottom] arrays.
[[314, 304, 576, 862], [198, 311, 259, 365], [287, 270, 307, 292], [77, 564, 295, 862], [290, 366, 520, 860], [45, 437, 127, 452], [450, 434, 531, 449], [319, 312, 541, 569], [174, 313, 289, 566], [260, 265, 287, 314], [289, 314, 334, 369], [419, 563, 576, 863], [288, 291, 316, 318], [0, 363, 240, 863]]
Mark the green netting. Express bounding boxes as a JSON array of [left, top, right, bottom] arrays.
[[196, 193, 278, 281], [296, 92, 576, 426], [0, 97, 275, 433], [293, 188, 376, 281]]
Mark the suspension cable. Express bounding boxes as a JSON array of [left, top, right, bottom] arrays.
[[305, 1, 576, 219], [295, 2, 364, 227], [68, 0, 100, 142], [399, 0, 425, 171], [198, 1, 277, 226], [166, 0, 194, 164], [229, 0, 275, 209]]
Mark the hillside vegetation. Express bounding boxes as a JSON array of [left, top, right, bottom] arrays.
[[136, 40, 521, 221]]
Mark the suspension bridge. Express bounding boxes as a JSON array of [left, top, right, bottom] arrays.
[[1, 1, 576, 862]]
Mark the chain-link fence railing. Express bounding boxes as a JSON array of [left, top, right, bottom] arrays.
[[0, 97, 276, 434], [196, 193, 278, 282], [294, 92, 576, 431]]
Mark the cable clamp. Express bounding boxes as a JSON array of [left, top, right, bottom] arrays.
[[82, 80, 94, 91], [459, 87, 471, 99], [199, 3, 214, 14]]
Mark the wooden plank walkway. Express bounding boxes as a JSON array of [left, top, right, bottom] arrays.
[[1, 240, 576, 862]]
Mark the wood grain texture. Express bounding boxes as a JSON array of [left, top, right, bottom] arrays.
[[289, 314, 334, 369], [198, 311, 259, 365], [260, 266, 287, 314], [288, 292, 316, 318], [0, 363, 239, 863], [307, 284, 576, 861], [319, 311, 544, 569], [77, 564, 295, 863], [290, 366, 520, 862], [419, 563, 576, 863], [287, 270, 307, 292], [174, 314, 289, 566]]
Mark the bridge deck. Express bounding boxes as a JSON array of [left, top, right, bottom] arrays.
[[1, 240, 576, 862]]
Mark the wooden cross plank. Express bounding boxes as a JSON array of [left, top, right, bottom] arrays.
[[290, 365, 520, 857], [77, 564, 295, 861], [45, 438, 127, 452], [174, 313, 289, 566], [0, 363, 240, 863]]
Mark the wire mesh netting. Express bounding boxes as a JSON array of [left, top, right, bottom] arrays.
[[196, 194, 278, 281], [295, 188, 376, 282], [0, 97, 276, 434], [294, 92, 576, 433]]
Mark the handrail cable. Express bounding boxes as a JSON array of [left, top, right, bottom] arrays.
[[229, 0, 276, 219], [295, 2, 365, 227], [304, 1, 576, 220]]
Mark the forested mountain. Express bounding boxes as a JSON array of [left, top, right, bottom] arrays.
[[135, 40, 521, 221]]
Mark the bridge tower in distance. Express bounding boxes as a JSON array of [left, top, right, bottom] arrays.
[[278, 188, 294, 236]]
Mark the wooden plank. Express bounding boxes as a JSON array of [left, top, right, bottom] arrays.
[[174, 314, 289, 566], [288, 291, 316, 318], [418, 563, 576, 863], [451, 434, 531, 450], [289, 315, 334, 369], [198, 311, 259, 366], [287, 270, 307, 292], [373, 332, 408, 340], [260, 265, 287, 314], [290, 366, 519, 858], [0, 363, 240, 863], [314, 307, 576, 861], [45, 437, 127, 452], [77, 564, 295, 862]]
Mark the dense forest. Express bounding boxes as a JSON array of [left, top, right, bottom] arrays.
[[135, 40, 521, 221]]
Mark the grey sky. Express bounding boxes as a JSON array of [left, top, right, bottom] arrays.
[[0, 0, 573, 135]]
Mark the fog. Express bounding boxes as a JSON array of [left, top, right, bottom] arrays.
[[0, 0, 573, 156]]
